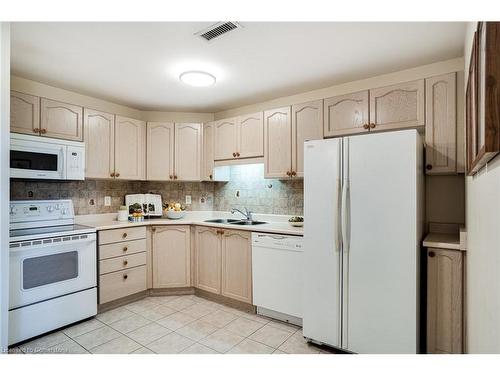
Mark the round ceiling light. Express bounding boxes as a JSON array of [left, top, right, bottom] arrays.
[[179, 71, 216, 87]]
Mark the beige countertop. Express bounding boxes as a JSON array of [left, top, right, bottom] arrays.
[[75, 211, 304, 236], [423, 223, 467, 251]]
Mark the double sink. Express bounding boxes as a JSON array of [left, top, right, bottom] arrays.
[[204, 218, 267, 226]]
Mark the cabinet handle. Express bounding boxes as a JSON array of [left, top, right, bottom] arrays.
[[209, 174, 213, 180], [115, 172, 120, 177], [33, 128, 40, 134], [123, 246, 128, 252], [122, 232, 128, 239], [428, 251, 436, 258], [169, 175, 173, 179], [152, 227, 156, 232], [369, 123, 376, 129], [110, 172, 115, 177], [291, 171, 297, 176], [123, 260, 128, 266], [232, 152, 237, 157], [40, 128, 47, 134], [426, 164, 433, 171], [236, 152, 240, 157], [123, 274, 128, 280], [286, 171, 291, 176], [363, 124, 369, 130]]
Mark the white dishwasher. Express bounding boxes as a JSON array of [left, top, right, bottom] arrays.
[[252, 232, 303, 325]]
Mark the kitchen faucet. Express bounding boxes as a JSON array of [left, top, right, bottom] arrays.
[[231, 207, 253, 221]]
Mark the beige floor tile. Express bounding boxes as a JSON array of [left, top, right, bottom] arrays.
[[152, 295, 181, 304], [176, 320, 218, 341], [164, 297, 197, 311], [198, 300, 225, 309], [45, 339, 89, 354], [227, 338, 274, 354], [125, 299, 159, 314], [238, 312, 271, 324], [267, 320, 300, 334], [199, 310, 239, 328], [181, 303, 218, 318], [109, 313, 151, 334], [188, 295, 207, 304], [126, 323, 171, 346], [134, 305, 177, 321], [218, 305, 247, 316], [156, 311, 198, 331], [199, 329, 245, 353], [131, 346, 155, 354], [19, 331, 69, 354], [278, 331, 321, 354], [90, 335, 142, 354], [62, 318, 104, 338], [225, 317, 265, 337], [141, 296, 162, 305], [96, 306, 134, 325], [73, 326, 121, 350], [248, 325, 293, 348], [146, 332, 195, 354], [180, 342, 218, 354], [272, 349, 287, 354]]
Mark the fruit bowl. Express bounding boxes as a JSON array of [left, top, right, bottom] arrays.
[[165, 210, 186, 220], [288, 216, 304, 227]]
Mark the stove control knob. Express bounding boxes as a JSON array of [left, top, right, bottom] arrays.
[[61, 208, 68, 215], [10, 205, 15, 215], [47, 206, 54, 212]]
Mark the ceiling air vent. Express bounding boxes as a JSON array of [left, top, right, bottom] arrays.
[[196, 22, 242, 42]]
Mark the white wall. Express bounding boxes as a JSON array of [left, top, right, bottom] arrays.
[[0, 22, 10, 352], [464, 22, 500, 353]]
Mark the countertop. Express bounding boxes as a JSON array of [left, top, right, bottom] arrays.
[[423, 223, 467, 251], [75, 211, 304, 236]]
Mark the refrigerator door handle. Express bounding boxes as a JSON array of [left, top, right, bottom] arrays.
[[341, 179, 350, 253]]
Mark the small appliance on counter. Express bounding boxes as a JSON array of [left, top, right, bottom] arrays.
[[125, 193, 163, 219]]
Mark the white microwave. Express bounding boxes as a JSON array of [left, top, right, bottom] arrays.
[[10, 134, 85, 180]]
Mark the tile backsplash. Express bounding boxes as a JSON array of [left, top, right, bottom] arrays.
[[10, 163, 304, 216]]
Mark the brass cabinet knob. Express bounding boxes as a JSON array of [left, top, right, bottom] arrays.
[[428, 251, 436, 258], [169, 175, 173, 179], [236, 152, 240, 157], [209, 174, 213, 180], [122, 232, 128, 238], [110, 172, 115, 177], [123, 260, 128, 266], [115, 172, 120, 177], [291, 171, 297, 176], [123, 274, 128, 280], [370, 123, 376, 129], [33, 128, 40, 133], [174, 175, 178, 180], [286, 171, 291, 176], [123, 246, 128, 252], [426, 164, 433, 171], [40, 128, 47, 134], [363, 124, 369, 130], [232, 152, 237, 157]]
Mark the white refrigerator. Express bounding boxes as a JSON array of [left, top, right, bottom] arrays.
[[303, 129, 424, 354]]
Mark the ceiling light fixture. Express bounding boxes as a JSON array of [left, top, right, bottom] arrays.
[[179, 71, 216, 87]]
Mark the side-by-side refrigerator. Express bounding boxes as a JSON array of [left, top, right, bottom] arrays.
[[303, 129, 424, 354]]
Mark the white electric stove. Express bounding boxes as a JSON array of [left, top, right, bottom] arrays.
[[8, 200, 97, 346]]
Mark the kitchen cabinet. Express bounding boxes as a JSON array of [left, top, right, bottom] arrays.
[[425, 73, 457, 174], [292, 100, 324, 177], [40, 98, 83, 141], [369, 80, 425, 132], [174, 123, 202, 181], [114, 115, 146, 180], [214, 117, 238, 160], [146, 122, 175, 181], [202, 121, 216, 181], [10, 91, 40, 135], [152, 226, 191, 288], [264, 106, 292, 178], [426, 247, 463, 354], [194, 226, 222, 294], [324, 91, 369, 137], [238, 112, 264, 158], [83, 108, 115, 179], [221, 230, 252, 304]]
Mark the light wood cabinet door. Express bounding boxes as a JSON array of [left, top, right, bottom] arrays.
[[174, 123, 201, 181], [264, 106, 292, 178], [10, 91, 40, 135], [427, 248, 463, 354], [425, 73, 457, 175], [369, 80, 425, 132], [324, 91, 369, 137], [114, 116, 146, 180], [238, 112, 264, 158], [40, 98, 83, 141], [221, 230, 252, 304], [152, 226, 191, 288], [195, 226, 221, 294], [292, 100, 324, 177], [147, 122, 175, 181], [214, 117, 238, 160], [202, 122, 215, 181], [84, 109, 115, 179]]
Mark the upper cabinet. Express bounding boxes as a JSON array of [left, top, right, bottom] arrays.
[[174, 123, 202, 181], [238, 112, 264, 158], [425, 73, 457, 174], [114, 116, 146, 180], [84, 109, 115, 179], [214, 117, 238, 160], [147, 122, 175, 181], [324, 91, 369, 137], [264, 106, 292, 178], [202, 121, 216, 181], [292, 100, 324, 177], [10, 91, 40, 135], [369, 80, 425, 132], [40, 98, 83, 141]]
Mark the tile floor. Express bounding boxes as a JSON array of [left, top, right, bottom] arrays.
[[9, 295, 334, 354]]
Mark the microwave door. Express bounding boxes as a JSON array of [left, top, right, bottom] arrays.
[[10, 144, 65, 179]]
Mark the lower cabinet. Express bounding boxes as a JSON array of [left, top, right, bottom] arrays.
[[426, 247, 464, 354], [152, 225, 191, 288], [195, 227, 252, 304]]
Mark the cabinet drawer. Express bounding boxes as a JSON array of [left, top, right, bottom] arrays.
[[99, 239, 146, 260], [99, 252, 146, 275], [98, 226, 146, 245], [99, 265, 147, 304]]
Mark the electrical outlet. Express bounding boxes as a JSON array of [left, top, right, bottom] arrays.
[[185, 195, 192, 204], [104, 196, 111, 206], [88, 198, 95, 206]]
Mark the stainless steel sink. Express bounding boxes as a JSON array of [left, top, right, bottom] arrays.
[[204, 218, 241, 224]]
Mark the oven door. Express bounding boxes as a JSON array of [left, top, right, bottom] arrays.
[[9, 233, 97, 310], [10, 137, 66, 180]]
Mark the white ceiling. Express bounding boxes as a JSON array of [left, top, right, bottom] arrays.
[[11, 22, 466, 113]]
